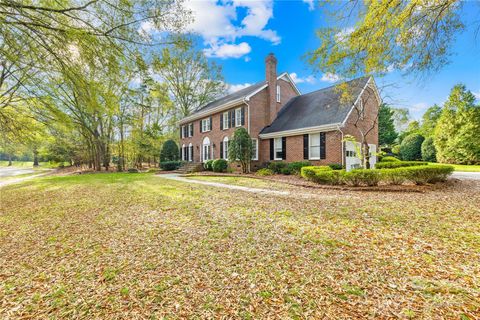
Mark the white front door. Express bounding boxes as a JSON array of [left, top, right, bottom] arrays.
[[345, 141, 362, 172], [202, 144, 210, 162]]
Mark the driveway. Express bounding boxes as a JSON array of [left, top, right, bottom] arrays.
[[451, 171, 480, 180], [0, 167, 36, 178]]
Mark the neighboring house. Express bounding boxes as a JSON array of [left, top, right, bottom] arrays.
[[178, 53, 381, 171]]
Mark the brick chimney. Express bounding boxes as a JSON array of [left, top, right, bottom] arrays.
[[265, 53, 277, 124]]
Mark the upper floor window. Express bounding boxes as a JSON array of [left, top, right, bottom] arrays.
[[222, 112, 229, 130], [235, 108, 242, 127], [188, 123, 193, 137], [200, 117, 211, 133], [276, 85, 281, 102]]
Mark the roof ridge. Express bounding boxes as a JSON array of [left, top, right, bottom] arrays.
[[300, 76, 370, 97]]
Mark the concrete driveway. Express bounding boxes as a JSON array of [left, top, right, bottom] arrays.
[[451, 171, 480, 180], [0, 167, 36, 178]]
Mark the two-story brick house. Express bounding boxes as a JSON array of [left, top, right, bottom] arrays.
[[178, 53, 381, 171]]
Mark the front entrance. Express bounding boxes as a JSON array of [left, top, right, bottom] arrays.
[[202, 137, 211, 162]]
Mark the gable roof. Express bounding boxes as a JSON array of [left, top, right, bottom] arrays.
[[178, 72, 300, 124], [260, 76, 373, 137]]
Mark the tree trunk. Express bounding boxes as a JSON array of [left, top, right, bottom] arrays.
[[33, 148, 39, 167], [7, 154, 12, 166], [363, 141, 371, 169]]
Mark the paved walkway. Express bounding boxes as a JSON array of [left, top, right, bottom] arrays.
[[160, 173, 291, 196], [0, 170, 51, 188], [451, 171, 480, 180]]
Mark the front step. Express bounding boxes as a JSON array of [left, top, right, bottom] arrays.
[[177, 162, 203, 174]]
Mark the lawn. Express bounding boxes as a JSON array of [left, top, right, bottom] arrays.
[[0, 173, 479, 319], [185, 175, 297, 190], [429, 162, 480, 172]]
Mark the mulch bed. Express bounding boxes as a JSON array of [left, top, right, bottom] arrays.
[[185, 171, 457, 193]]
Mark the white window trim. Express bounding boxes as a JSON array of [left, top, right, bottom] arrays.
[[223, 137, 229, 159], [188, 143, 193, 162], [276, 85, 281, 103], [251, 138, 258, 160], [181, 125, 185, 139], [223, 112, 229, 130], [274, 137, 283, 160], [188, 123, 193, 137], [235, 108, 242, 127], [308, 133, 321, 160], [201, 118, 211, 132]]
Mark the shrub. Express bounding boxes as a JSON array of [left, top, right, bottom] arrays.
[[160, 161, 183, 171], [342, 171, 363, 186], [300, 166, 332, 180], [309, 169, 344, 185], [380, 168, 407, 185], [349, 169, 381, 186], [401, 165, 454, 185], [268, 162, 287, 174], [286, 161, 311, 175], [328, 163, 343, 170], [204, 160, 214, 171], [399, 133, 425, 161], [380, 156, 400, 162], [127, 168, 139, 173], [212, 159, 228, 172], [160, 140, 179, 162], [421, 137, 437, 162], [280, 167, 292, 175], [375, 161, 427, 169], [256, 168, 274, 176]]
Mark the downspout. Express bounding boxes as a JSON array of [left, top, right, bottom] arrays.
[[336, 124, 345, 167]]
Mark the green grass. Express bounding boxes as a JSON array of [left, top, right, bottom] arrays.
[[0, 160, 69, 168], [185, 175, 295, 190], [428, 162, 480, 172], [0, 172, 479, 318]]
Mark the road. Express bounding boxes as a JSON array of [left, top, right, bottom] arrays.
[[0, 167, 36, 178], [451, 171, 480, 180]]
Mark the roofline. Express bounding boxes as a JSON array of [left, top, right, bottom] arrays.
[[341, 76, 382, 126], [178, 98, 246, 124], [259, 123, 342, 139], [178, 72, 300, 124]]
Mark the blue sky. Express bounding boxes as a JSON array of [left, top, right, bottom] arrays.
[[181, 0, 480, 120]]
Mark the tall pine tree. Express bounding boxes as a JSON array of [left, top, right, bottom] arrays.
[[378, 104, 398, 146]]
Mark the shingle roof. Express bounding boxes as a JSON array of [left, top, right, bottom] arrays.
[[261, 77, 370, 135], [192, 81, 266, 114]]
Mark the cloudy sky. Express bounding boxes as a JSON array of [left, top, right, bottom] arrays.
[[175, 0, 480, 119]]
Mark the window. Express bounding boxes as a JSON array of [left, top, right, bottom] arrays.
[[274, 137, 283, 160], [202, 137, 211, 162], [235, 108, 242, 127], [223, 112, 229, 129], [188, 123, 193, 137], [251, 139, 258, 160], [223, 136, 229, 159], [188, 143, 193, 161], [309, 133, 321, 160], [276, 85, 281, 102], [201, 118, 211, 132], [181, 144, 186, 161], [181, 125, 185, 139]]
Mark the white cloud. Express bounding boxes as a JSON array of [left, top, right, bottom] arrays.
[[290, 72, 316, 84], [320, 72, 340, 83], [244, 56, 251, 62], [228, 83, 252, 94], [182, 0, 280, 58], [473, 90, 480, 100], [410, 102, 429, 119], [335, 27, 354, 42], [302, 0, 314, 11], [204, 42, 252, 59]]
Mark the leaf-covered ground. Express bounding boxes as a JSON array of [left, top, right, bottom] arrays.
[[0, 173, 479, 319]]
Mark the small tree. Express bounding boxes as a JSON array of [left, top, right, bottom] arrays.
[[421, 137, 437, 162], [399, 133, 424, 161], [228, 128, 253, 173], [378, 103, 398, 146], [160, 140, 179, 162]]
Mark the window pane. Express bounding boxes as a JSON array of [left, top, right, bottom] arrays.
[[310, 133, 320, 146], [310, 146, 320, 158], [235, 108, 242, 126]]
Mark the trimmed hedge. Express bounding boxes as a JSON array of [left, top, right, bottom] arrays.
[[375, 161, 427, 169], [256, 168, 274, 176], [328, 163, 343, 170], [301, 165, 454, 186], [268, 162, 287, 174], [212, 159, 228, 172], [160, 161, 183, 171], [380, 156, 400, 162]]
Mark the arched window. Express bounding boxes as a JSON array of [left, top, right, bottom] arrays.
[[188, 143, 193, 162], [222, 136, 229, 159], [181, 144, 185, 161], [202, 137, 211, 162]]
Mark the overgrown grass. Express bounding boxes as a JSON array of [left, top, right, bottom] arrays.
[[1, 172, 479, 318], [428, 162, 480, 172]]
